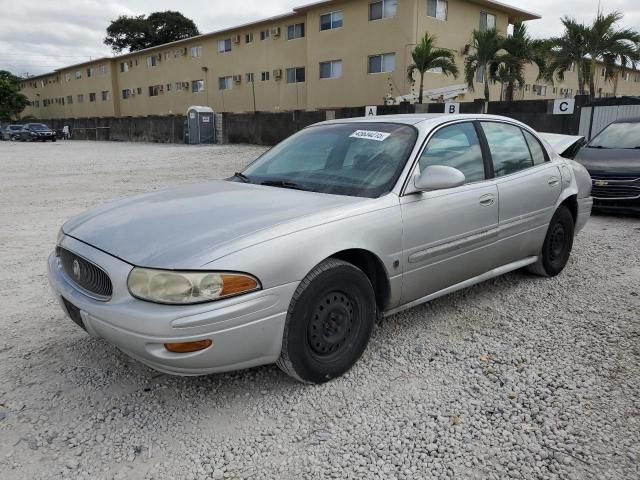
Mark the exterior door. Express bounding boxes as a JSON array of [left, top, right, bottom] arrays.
[[480, 122, 563, 266], [400, 122, 499, 304]]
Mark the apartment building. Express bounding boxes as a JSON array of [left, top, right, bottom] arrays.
[[18, 0, 640, 119]]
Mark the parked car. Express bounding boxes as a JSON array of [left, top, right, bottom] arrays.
[[2, 124, 23, 141], [575, 118, 640, 213], [48, 114, 593, 384], [19, 123, 56, 142]]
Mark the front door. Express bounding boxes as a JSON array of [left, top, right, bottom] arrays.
[[400, 122, 499, 304]]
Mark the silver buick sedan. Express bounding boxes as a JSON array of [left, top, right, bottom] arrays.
[[48, 114, 593, 383]]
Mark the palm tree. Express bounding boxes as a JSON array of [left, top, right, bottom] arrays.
[[463, 29, 504, 102], [407, 33, 459, 104], [499, 21, 550, 101], [548, 12, 640, 98]]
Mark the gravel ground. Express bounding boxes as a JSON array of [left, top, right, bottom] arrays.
[[0, 140, 639, 480]]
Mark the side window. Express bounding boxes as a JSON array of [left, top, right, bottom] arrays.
[[419, 122, 486, 183], [481, 122, 533, 177], [522, 130, 548, 165]]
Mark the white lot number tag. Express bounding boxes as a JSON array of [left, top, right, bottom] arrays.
[[350, 130, 391, 142]]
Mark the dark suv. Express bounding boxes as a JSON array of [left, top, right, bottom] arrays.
[[19, 123, 56, 142]]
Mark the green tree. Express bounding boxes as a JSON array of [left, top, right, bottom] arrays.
[[0, 71, 29, 121], [463, 29, 504, 102], [548, 12, 640, 98], [498, 21, 550, 102], [104, 11, 200, 53], [407, 33, 459, 104]]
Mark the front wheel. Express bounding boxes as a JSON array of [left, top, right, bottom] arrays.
[[277, 259, 376, 384], [527, 205, 575, 277]]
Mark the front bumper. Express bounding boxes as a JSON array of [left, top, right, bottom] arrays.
[[47, 235, 296, 375]]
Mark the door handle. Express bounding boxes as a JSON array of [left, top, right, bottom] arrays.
[[479, 194, 495, 207], [548, 176, 560, 186]]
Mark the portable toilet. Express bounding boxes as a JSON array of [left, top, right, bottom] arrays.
[[185, 106, 215, 144]]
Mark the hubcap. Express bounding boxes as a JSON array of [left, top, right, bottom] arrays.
[[308, 292, 355, 356], [549, 223, 566, 261]]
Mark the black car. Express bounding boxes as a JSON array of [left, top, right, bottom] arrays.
[[2, 124, 23, 141], [19, 123, 56, 142], [575, 118, 640, 213]]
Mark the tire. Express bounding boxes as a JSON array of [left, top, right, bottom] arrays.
[[277, 258, 376, 384], [527, 205, 575, 277]]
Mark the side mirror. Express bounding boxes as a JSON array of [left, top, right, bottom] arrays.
[[413, 165, 466, 192]]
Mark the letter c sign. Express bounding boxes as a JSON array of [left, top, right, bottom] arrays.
[[553, 98, 575, 115]]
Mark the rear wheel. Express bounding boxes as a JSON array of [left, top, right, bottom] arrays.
[[277, 259, 376, 384], [527, 205, 574, 277]]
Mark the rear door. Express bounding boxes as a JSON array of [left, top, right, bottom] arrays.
[[479, 121, 562, 266], [400, 121, 499, 304]]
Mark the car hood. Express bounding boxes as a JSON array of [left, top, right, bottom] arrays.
[[575, 147, 640, 177], [63, 180, 367, 268]]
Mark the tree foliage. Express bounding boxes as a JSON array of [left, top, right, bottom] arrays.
[[462, 29, 504, 102], [547, 11, 640, 97], [0, 70, 29, 121], [104, 11, 200, 53], [407, 34, 459, 104]]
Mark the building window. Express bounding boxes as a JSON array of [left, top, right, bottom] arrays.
[[368, 53, 396, 73], [75, 71, 82, 79], [427, 0, 448, 21], [174, 48, 184, 58], [218, 39, 232, 53], [176, 82, 188, 91], [122, 89, 132, 99], [475, 65, 484, 83], [101, 90, 109, 101], [245, 32, 254, 43], [65, 73, 70, 82], [369, 0, 397, 21], [320, 60, 343, 79], [480, 12, 496, 31], [219, 76, 232, 90], [120, 62, 129, 73], [148, 85, 163, 97], [192, 79, 205, 92], [320, 11, 343, 30], [166, 83, 172, 92], [261, 71, 270, 81], [147, 56, 157, 67], [191, 45, 203, 57], [136, 87, 142, 95], [99, 64, 107, 75], [287, 23, 305, 40], [77, 94, 84, 103], [67, 95, 73, 104], [260, 29, 270, 40], [89, 92, 96, 102], [245, 72, 255, 83], [87, 67, 94, 78], [286, 67, 306, 83]]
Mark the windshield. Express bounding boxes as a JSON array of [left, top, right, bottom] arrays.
[[29, 124, 49, 131], [240, 122, 418, 198], [10, 126, 22, 131], [589, 122, 640, 149]]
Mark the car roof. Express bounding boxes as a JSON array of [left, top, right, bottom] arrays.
[[315, 113, 530, 130]]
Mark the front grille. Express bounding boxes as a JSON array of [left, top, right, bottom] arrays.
[[57, 247, 113, 299], [593, 175, 640, 182], [591, 184, 640, 199]]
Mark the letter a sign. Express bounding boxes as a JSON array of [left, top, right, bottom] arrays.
[[445, 102, 460, 114], [365, 106, 378, 117]]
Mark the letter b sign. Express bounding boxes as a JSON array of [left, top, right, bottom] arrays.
[[445, 102, 460, 114]]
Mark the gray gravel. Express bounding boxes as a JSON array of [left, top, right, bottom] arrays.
[[0, 140, 639, 480]]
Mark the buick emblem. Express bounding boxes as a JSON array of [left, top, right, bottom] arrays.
[[72, 259, 81, 279]]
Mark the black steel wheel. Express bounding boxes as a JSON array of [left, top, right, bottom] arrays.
[[277, 258, 376, 384], [527, 205, 575, 277]]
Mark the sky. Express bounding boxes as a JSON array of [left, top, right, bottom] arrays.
[[0, 0, 638, 76]]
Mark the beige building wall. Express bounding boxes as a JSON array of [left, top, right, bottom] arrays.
[[18, 0, 640, 120]]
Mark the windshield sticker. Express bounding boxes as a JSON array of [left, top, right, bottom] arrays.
[[349, 130, 391, 142]]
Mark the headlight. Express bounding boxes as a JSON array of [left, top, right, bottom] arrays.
[[127, 268, 260, 305]]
